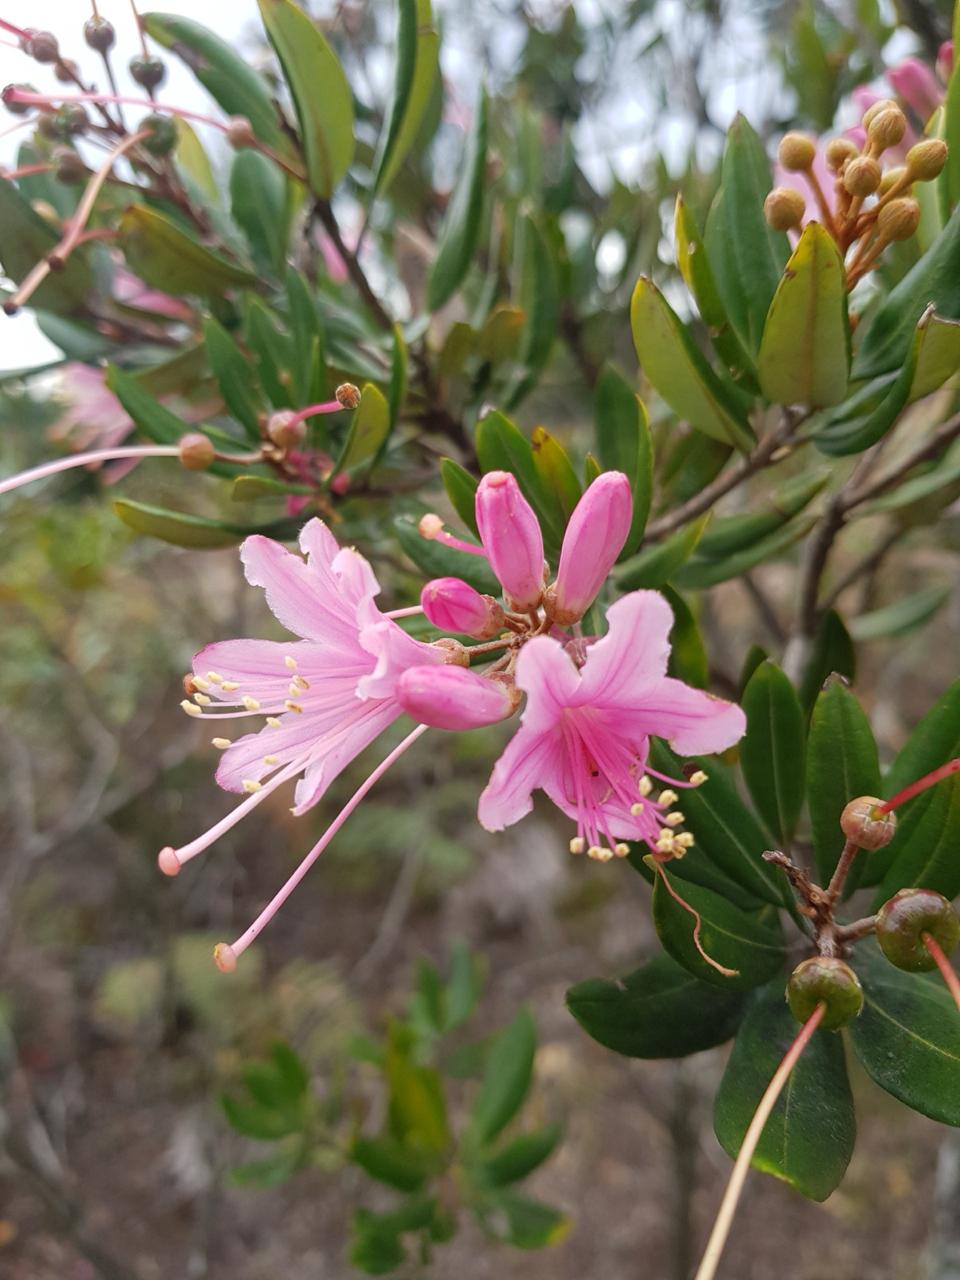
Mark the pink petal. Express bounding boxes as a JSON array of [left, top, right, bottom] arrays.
[[477, 727, 564, 831], [633, 678, 746, 755], [291, 700, 399, 813], [578, 591, 673, 705], [240, 535, 360, 646], [356, 619, 444, 700], [513, 635, 581, 731]]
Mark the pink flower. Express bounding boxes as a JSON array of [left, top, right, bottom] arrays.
[[888, 57, 943, 122], [477, 592, 745, 861], [49, 363, 133, 453], [159, 519, 446, 876], [112, 268, 194, 321]]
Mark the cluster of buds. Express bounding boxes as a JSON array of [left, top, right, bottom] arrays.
[[764, 101, 948, 290]]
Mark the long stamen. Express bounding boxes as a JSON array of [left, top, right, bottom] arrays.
[[0, 445, 181, 497], [877, 758, 960, 814], [693, 1002, 826, 1280], [384, 606, 424, 620], [923, 933, 960, 1010], [417, 515, 488, 557], [0, 18, 30, 38], [654, 863, 739, 977], [214, 724, 429, 971]]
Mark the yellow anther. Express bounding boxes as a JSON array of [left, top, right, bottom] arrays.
[[630, 802, 645, 816], [674, 832, 695, 849], [206, 671, 224, 684], [665, 812, 685, 827], [638, 775, 653, 797], [222, 680, 240, 692], [288, 682, 301, 698], [211, 737, 231, 749], [671, 840, 688, 860], [658, 789, 678, 807], [293, 674, 310, 690], [284, 655, 298, 670], [614, 842, 630, 858], [192, 676, 210, 691], [193, 692, 212, 705], [266, 716, 282, 727], [285, 700, 304, 714], [242, 695, 261, 711], [656, 832, 675, 852], [263, 754, 279, 765], [690, 770, 708, 786], [180, 699, 203, 718], [569, 836, 585, 854], [242, 779, 262, 793]]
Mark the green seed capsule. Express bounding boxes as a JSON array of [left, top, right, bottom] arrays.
[[876, 888, 960, 972], [786, 956, 863, 1030]]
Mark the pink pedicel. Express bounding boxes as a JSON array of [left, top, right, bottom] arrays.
[[474, 470, 545, 610], [397, 664, 517, 731], [549, 471, 632, 624], [421, 577, 504, 638]]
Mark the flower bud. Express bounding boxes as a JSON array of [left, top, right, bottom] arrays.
[[777, 132, 816, 171], [83, 16, 116, 52], [786, 956, 863, 1030], [843, 155, 882, 196], [862, 98, 898, 129], [226, 116, 256, 149], [867, 106, 907, 152], [336, 382, 362, 409], [26, 31, 59, 64], [888, 57, 942, 122], [763, 186, 806, 231], [178, 432, 216, 470], [421, 577, 505, 639], [396, 664, 519, 731], [548, 471, 633, 625], [876, 888, 960, 972], [937, 41, 954, 85], [825, 137, 858, 171], [906, 138, 948, 181], [878, 164, 908, 195], [877, 196, 921, 241], [267, 410, 305, 449], [129, 55, 166, 91], [839, 795, 897, 850], [475, 470, 545, 610]]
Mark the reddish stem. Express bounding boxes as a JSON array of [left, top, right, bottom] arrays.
[[923, 933, 960, 1011], [878, 758, 960, 814]]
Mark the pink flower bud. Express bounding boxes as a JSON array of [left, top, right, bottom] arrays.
[[475, 471, 544, 609], [548, 471, 633, 625], [397, 665, 519, 731], [421, 577, 505, 638], [888, 57, 942, 122], [938, 42, 953, 84]]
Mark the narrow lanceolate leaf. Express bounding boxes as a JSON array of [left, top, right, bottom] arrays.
[[474, 1127, 561, 1188], [807, 678, 881, 889], [530, 428, 581, 522], [373, 0, 440, 196], [333, 383, 391, 475], [863, 677, 960, 893], [0, 179, 93, 313], [674, 194, 758, 387], [504, 214, 560, 408], [566, 952, 746, 1058], [202, 318, 263, 439], [704, 114, 790, 354], [258, 0, 355, 198], [652, 874, 786, 991], [119, 206, 257, 297], [114, 500, 291, 549], [740, 661, 806, 844], [230, 149, 288, 275], [439, 457, 479, 537], [758, 223, 849, 408], [630, 278, 754, 451], [850, 943, 960, 1125], [663, 587, 708, 690], [798, 609, 856, 714], [594, 364, 653, 556], [694, 472, 827, 560], [426, 87, 488, 311], [714, 982, 856, 1201], [467, 1009, 536, 1145], [849, 584, 950, 642], [672, 511, 815, 590], [613, 513, 710, 590]]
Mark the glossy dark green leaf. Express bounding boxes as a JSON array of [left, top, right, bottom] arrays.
[[473, 1126, 561, 1188], [0, 179, 93, 313], [258, 0, 355, 198], [714, 982, 856, 1201], [203, 317, 263, 439], [594, 363, 653, 556], [426, 86, 488, 311], [630, 278, 754, 451], [663, 587, 708, 689], [613, 514, 710, 590], [740, 660, 806, 843], [351, 1136, 429, 1192], [468, 1009, 536, 1145], [798, 608, 856, 713], [334, 383, 391, 475], [807, 678, 881, 889], [503, 214, 559, 408], [530, 427, 581, 522], [566, 952, 745, 1058], [387, 324, 408, 435], [704, 115, 790, 354], [695, 472, 827, 560], [394, 515, 499, 594], [849, 943, 960, 1125], [232, 475, 310, 501], [143, 12, 291, 154], [849, 584, 950, 642], [439, 457, 479, 537], [739, 644, 768, 697], [480, 1192, 570, 1249], [649, 742, 786, 906], [373, 0, 440, 195], [758, 223, 849, 408], [119, 205, 257, 297], [230, 149, 288, 275], [245, 296, 295, 408], [853, 201, 960, 380], [672, 511, 815, 591]]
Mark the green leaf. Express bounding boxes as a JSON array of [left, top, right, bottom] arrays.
[[286, 269, 327, 404], [481, 1192, 570, 1249], [807, 678, 881, 889], [663, 586, 708, 689], [230, 149, 288, 275], [740, 661, 806, 843], [477, 304, 525, 363], [848, 584, 950, 642], [652, 872, 786, 990], [394, 515, 499, 594], [613, 513, 710, 590], [674, 194, 758, 387], [385, 1026, 450, 1157], [854, 201, 960, 380], [566, 952, 745, 1058], [473, 1126, 561, 1188], [704, 114, 790, 354], [426, 86, 488, 311], [221, 1093, 300, 1140], [503, 214, 560, 408], [630, 278, 754, 451], [114, 500, 259, 549], [388, 324, 408, 434], [594, 364, 653, 556], [468, 1009, 536, 1145], [257, 0, 354, 198], [173, 118, 218, 203], [798, 608, 856, 713], [0, 180, 93, 313], [334, 383, 391, 475], [203, 317, 263, 440], [873, 761, 960, 906], [245, 296, 295, 408], [694, 472, 827, 560], [530, 427, 581, 522], [119, 205, 257, 297], [143, 12, 291, 154], [271, 1041, 308, 1097], [849, 943, 960, 1125], [474, 409, 564, 551], [758, 223, 849, 408], [373, 0, 440, 195], [649, 741, 787, 907], [232, 475, 311, 502], [349, 1218, 406, 1275], [672, 511, 815, 591], [351, 1136, 429, 1192], [439, 458, 479, 537], [444, 940, 481, 1030], [714, 982, 856, 1201]]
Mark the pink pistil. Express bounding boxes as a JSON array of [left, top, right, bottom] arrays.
[[655, 863, 739, 977], [0, 445, 181, 497], [877, 758, 960, 813]]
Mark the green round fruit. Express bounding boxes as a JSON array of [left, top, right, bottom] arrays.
[[140, 113, 178, 157], [786, 956, 863, 1030], [129, 56, 166, 91], [876, 888, 960, 972]]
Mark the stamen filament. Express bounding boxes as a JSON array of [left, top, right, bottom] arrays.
[[384, 606, 424, 620], [0, 445, 181, 496], [655, 863, 739, 977], [923, 932, 960, 1011]]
